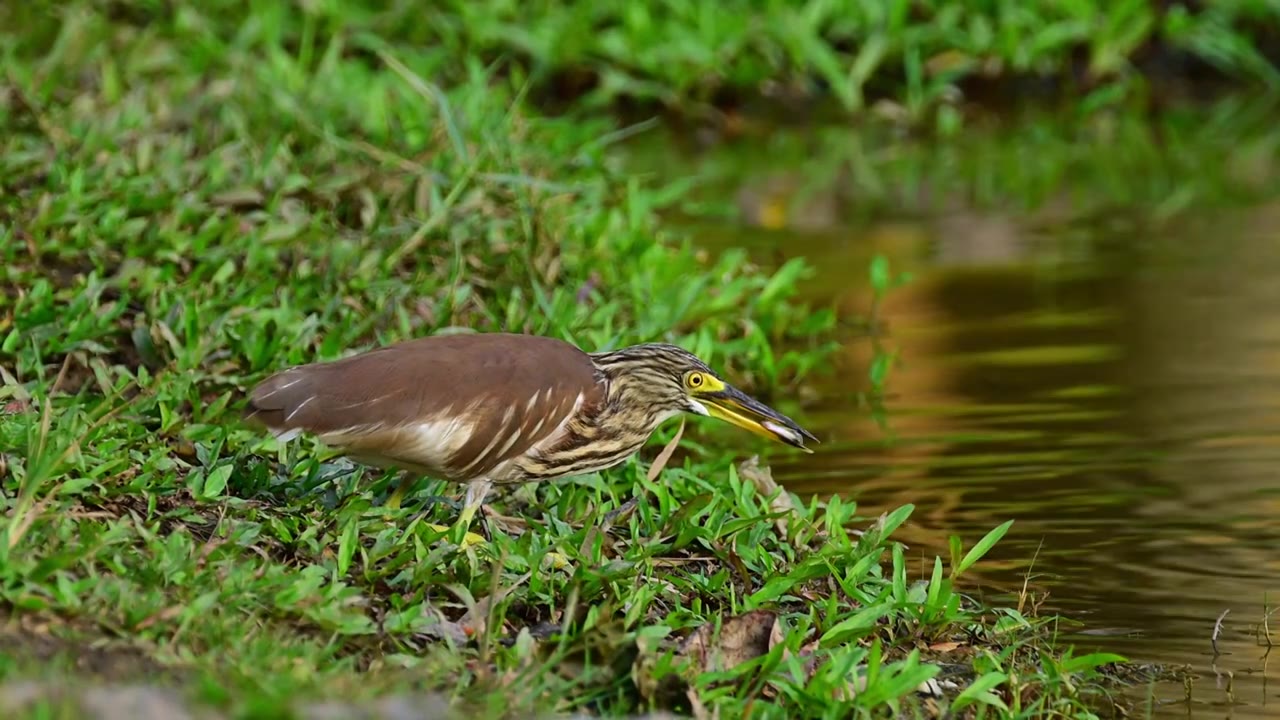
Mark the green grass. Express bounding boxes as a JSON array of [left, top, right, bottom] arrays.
[[8, 1, 1280, 127], [0, 2, 1159, 718], [12, 0, 1278, 124], [414, 0, 1280, 122]]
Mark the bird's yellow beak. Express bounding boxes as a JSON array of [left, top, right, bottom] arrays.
[[699, 384, 819, 453]]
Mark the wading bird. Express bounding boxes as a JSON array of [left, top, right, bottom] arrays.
[[244, 332, 817, 533]]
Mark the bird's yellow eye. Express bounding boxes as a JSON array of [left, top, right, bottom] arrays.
[[685, 372, 705, 389]]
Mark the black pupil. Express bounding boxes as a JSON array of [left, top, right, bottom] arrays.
[[691, 375, 700, 385]]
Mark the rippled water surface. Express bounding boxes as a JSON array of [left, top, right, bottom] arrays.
[[620, 108, 1280, 717]]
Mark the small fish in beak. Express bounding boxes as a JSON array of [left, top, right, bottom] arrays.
[[700, 384, 819, 453]]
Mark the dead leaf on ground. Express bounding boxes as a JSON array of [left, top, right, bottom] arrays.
[[767, 613, 786, 655], [678, 609, 778, 675], [679, 611, 841, 702], [927, 641, 965, 654], [738, 456, 805, 542]]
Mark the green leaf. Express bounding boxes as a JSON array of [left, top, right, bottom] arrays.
[[869, 254, 891, 293], [954, 519, 1014, 578], [891, 543, 907, 603], [820, 602, 891, 645], [337, 518, 359, 576], [1061, 652, 1127, 673], [876, 504, 914, 543], [924, 556, 944, 613], [848, 34, 888, 107], [951, 671, 1010, 711], [201, 464, 232, 498], [869, 349, 896, 389], [949, 535, 963, 571]]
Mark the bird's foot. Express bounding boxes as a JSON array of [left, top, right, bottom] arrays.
[[481, 504, 528, 533]]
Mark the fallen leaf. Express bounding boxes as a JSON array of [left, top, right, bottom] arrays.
[[738, 457, 802, 541], [0, 364, 29, 400], [632, 647, 662, 702], [928, 641, 964, 653], [480, 505, 528, 531], [767, 614, 787, 655], [679, 609, 777, 674]]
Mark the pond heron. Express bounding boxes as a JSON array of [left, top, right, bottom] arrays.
[[244, 332, 818, 532]]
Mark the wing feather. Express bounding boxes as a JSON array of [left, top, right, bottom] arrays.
[[244, 333, 602, 481]]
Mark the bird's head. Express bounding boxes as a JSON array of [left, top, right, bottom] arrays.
[[591, 343, 819, 452]]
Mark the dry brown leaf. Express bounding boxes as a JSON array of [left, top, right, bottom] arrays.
[[577, 526, 606, 560], [927, 641, 964, 653], [679, 609, 777, 675], [738, 456, 801, 541], [762, 609, 783, 650], [647, 417, 686, 482]]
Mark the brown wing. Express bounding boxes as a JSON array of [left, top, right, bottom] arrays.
[[244, 333, 603, 481]]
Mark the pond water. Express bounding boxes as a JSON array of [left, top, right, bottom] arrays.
[[617, 102, 1280, 718]]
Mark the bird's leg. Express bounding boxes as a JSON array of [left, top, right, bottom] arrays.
[[459, 478, 493, 527], [449, 478, 493, 544]]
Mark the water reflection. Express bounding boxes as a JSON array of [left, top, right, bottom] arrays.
[[690, 194, 1280, 714]]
